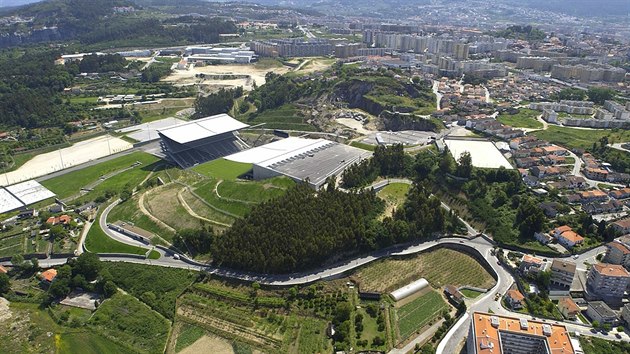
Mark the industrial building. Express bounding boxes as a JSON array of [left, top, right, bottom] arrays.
[[158, 114, 250, 169], [467, 312, 575, 354], [224, 137, 371, 190], [184, 46, 257, 64], [0, 180, 56, 214], [250, 38, 334, 57]]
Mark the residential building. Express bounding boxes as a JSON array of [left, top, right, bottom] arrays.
[[586, 263, 630, 306], [467, 312, 575, 354], [586, 301, 618, 326], [39, 269, 57, 284], [46, 215, 72, 226], [520, 255, 545, 275], [551, 259, 576, 288], [609, 187, 630, 200], [604, 241, 630, 269], [555, 229, 585, 249], [535, 231, 553, 245], [0, 265, 7, 274], [505, 289, 525, 310], [444, 285, 464, 304], [558, 297, 580, 320], [578, 190, 608, 203], [612, 218, 630, 235], [621, 304, 630, 327]]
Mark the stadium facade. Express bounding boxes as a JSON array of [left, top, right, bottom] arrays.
[[158, 114, 250, 168]]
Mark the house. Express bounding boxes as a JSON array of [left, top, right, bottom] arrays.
[[17, 209, 37, 219], [39, 269, 58, 284], [579, 190, 608, 203], [516, 157, 540, 168], [505, 289, 525, 310], [556, 230, 585, 249], [547, 180, 570, 190], [46, 215, 72, 226], [609, 188, 630, 200], [612, 218, 630, 235], [535, 231, 553, 245], [0, 265, 7, 274], [583, 200, 623, 215], [586, 301, 618, 326], [566, 176, 587, 189], [584, 167, 608, 181], [607, 172, 630, 183], [564, 194, 582, 204], [523, 175, 540, 187], [444, 285, 464, 304], [48, 204, 64, 214], [539, 202, 562, 218], [550, 259, 576, 288], [519, 255, 545, 275], [542, 145, 567, 156], [558, 297, 580, 320], [541, 155, 566, 166], [604, 241, 630, 269], [529, 166, 563, 178], [553, 225, 572, 238]]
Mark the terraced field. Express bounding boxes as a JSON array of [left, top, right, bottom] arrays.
[[396, 290, 448, 341]]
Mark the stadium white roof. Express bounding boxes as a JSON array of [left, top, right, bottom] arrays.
[[444, 139, 513, 169], [225, 137, 333, 167], [6, 180, 56, 206], [158, 114, 249, 144], [0, 189, 23, 214]]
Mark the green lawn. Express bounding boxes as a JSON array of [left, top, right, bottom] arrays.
[[296, 317, 332, 353], [460, 289, 484, 298], [90, 292, 170, 354], [68, 96, 99, 104], [215, 177, 292, 203], [107, 196, 176, 242], [175, 324, 206, 353], [578, 336, 630, 354], [497, 108, 543, 129], [41, 152, 160, 199], [396, 290, 448, 341], [191, 158, 253, 180], [350, 141, 377, 151], [58, 331, 133, 354], [533, 126, 630, 151], [84, 211, 149, 255], [243, 104, 318, 131]]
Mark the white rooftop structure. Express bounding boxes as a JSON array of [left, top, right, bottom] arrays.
[[117, 117, 186, 143], [390, 278, 429, 301], [158, 114, 249, 144], [0, 189, 24, 214], [5, 180, 55, 206], [225, 137, 332, 166], [0, 180, 56, 214], [444, 139, 513, 169]]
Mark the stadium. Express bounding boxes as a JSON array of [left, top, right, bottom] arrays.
[[158, 114, 250, 168], [0, 180, 56, 214], [225, 137, 372, 189]]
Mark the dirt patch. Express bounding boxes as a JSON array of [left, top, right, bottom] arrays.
[[0, 297, 11, 322], [164, 64, 290, 91], [179, 334, 234, 354]]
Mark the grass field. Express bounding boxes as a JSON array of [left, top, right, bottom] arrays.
[[108, 195, 176, 242], [350, 141, 377, 151], [396, 290, 448, 341], [180, 188, 236, 226], [460, 289, 484, 298], [41, 152, 160, 199], [144, 184, 206, 233], [296, 318, 332, 353], [175, 323, 207, 353], [497, 109, 543, 129], [533, 126, 630, 150], [90, 292, 170, 354], [243, 104, 318, 131], [353, 248, 496, 293], [191, 158, 253, 180], [84, 211, 149, 255], [57, 331, 132, 354], [377, 183, 411, 218]]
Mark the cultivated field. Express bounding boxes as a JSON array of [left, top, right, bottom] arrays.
[[395, 290, 448, 341], [0, 135, 133, 186], [352, 248, 496, 293]]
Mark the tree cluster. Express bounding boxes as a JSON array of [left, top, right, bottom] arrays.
[[46, 253, 116, 303], [173, 226, 214, 257], [212, 182, 384, 273], [194, 87, 243, 117], [342, 144, 412, 188]]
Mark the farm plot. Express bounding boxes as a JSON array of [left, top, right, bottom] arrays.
[[353, 248, 495, 293], [396, 290, 448, 341]]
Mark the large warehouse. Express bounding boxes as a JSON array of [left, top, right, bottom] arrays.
[[0, 180, 56, 214], [158, 114, 250, 168], [225, 137, 372, 189]]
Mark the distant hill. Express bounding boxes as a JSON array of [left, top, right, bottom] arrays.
[[0, 0, 42, 8]]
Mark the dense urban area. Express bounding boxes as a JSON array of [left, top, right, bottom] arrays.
[[0, 0, 630, 353]]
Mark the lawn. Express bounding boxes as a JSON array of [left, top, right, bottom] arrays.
[[191, 158, 253, 180], [533, 126, 630, 151], [90, 292, 170, 354], [108, 194, 176, 242], [215, 177, 292, 203], [57, 331, 132, 354], [41, 152, 160, 199], [296, 317, 332, 354], [460, 289, 484, 298], [353, 248, 496, 293], [497, 108, 543, 129], [244, 104, 318, 131], [377, 182, 411, 218], [396, 290, 448, 341], [175, 323, 206, 353], [193, 179, 253, 218], [350, 141, 377, 151], [84, 210, 149, 255], [578, 336, 630, 354]]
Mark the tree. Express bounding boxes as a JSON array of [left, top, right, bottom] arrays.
[[194, 88, 236, 117], [456, 151, 473, 178], [72, 253, 102, 281], [592, 320, 600, 329], [0, 273, 10, 294], [11, 254, 24, 268], [587, 87, 615, 105], [103, 280, 117, 298], [554, 88, 586, 101], [515, 197, 545, 238]]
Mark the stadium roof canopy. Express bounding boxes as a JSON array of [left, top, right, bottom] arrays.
[[158, 114, 249, 144], [0, 180, 56, 214], [225, 137, 333, 166]]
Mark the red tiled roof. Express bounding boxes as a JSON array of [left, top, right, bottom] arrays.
[[507, 289, 525, 301], [607, 241, 630, 255], [40, 269, 57, 282], [0, 265, 7, 274]]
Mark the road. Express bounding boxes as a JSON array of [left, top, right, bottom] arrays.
[[432, 80, 442, 110]]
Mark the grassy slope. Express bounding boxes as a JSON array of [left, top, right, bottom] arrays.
[[84, 209, 149, 255], [533, 126, 630, 150], [191, 158, 253, 180], [497, 108, 543, 129], [41, 152, 160, 199]]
